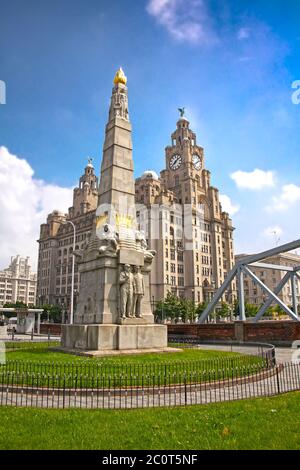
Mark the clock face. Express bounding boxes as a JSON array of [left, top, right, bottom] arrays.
[[169, 154, 182, 171], [192, 154, 202, 170]]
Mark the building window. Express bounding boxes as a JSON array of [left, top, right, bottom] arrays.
[[178, 265, 184, 274]]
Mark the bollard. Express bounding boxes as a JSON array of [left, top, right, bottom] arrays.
[[31, 328, 34, 341]]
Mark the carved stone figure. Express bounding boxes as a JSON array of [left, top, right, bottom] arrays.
[[119, 264, 134, 319], [135, 230, 156, 262], [98, 223, 119, 255], [132, 266, 145, 318]]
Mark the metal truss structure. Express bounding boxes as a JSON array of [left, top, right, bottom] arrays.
[[199, 239, 300, 323]]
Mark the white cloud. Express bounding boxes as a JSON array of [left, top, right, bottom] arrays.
[[0, 147, 73, 270], [230, 169, 276, 190], [146, 0, 217, 45], [237, 27, 251, 40], [219, 194, 240, 216], [267, 184, 300, 212]]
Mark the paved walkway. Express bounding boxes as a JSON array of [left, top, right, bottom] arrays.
[[193, 344, 295, 364], [0, 334, 59, 342]]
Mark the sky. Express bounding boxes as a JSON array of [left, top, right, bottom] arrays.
[[0, 0, 300, 269]]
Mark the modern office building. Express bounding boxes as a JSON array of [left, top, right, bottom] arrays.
[[0, 255, 37, 306]]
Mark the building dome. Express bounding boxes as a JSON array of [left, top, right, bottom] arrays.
[[141, 170, 159, 180]]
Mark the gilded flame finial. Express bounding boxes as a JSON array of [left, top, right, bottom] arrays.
[[114, 67, 127, 86]]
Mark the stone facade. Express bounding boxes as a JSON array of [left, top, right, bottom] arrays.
[[235, 252, 300, 306], [37, 163, 98, 309], [0, 256, 36, 307], [37, 93, 235, 312], [135, 116, 235, 304]]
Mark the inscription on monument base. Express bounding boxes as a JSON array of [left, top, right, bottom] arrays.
[[119, 248, 144, 266]]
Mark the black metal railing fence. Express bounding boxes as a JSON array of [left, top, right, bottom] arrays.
[[0, 362, 299, 409]]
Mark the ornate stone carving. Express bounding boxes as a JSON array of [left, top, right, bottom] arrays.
[[98, 224, 119, 256], [109, 81, 129, 122], [135, 230, 156, 263], [132, 266, 145, 318], [119, 264, 134, 319]]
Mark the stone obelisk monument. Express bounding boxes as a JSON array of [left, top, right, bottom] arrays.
[[61, 68, 167, 352]]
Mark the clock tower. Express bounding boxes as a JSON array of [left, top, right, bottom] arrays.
[[141, 110, 236, 304], [162, 112, 205, 206]]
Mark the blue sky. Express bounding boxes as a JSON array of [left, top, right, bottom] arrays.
[[0, 0, 300, 267]]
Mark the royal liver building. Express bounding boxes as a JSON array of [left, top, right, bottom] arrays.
[[37, 69, 235, 312], [135, 112, 235, 304]]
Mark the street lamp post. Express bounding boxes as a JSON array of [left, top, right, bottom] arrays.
[[58, 219, 76, 325], [67, 221, 76, 325]]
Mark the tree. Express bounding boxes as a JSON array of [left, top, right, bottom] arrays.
[[3, 301, 28, 309], [40, 304, 63, 323], [185, 298, 196, 323], [195, 302, 208, 320], [245, 303, 260, 317], [154, 293, 197, 323], [233, 299, 240, 317], [154, 292, 181, 323], [217, 301, 231, 320]]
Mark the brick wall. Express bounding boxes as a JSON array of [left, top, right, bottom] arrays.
[[168, 323, 235, 341], [168, 321, 300, 345], [244, 322, 300, 344], [40, 323, 62, 336]]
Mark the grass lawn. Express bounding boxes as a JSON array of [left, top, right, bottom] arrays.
[[6, 347, 251, 364], [5, 343, 246, 362], [0, 392, 299, 450], [1, 344, 266, 387]]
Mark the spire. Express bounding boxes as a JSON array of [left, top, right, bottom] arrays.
[[97, 69, 136, 243], [109, 67, 129, 122], [113, 67, 127, 86]]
